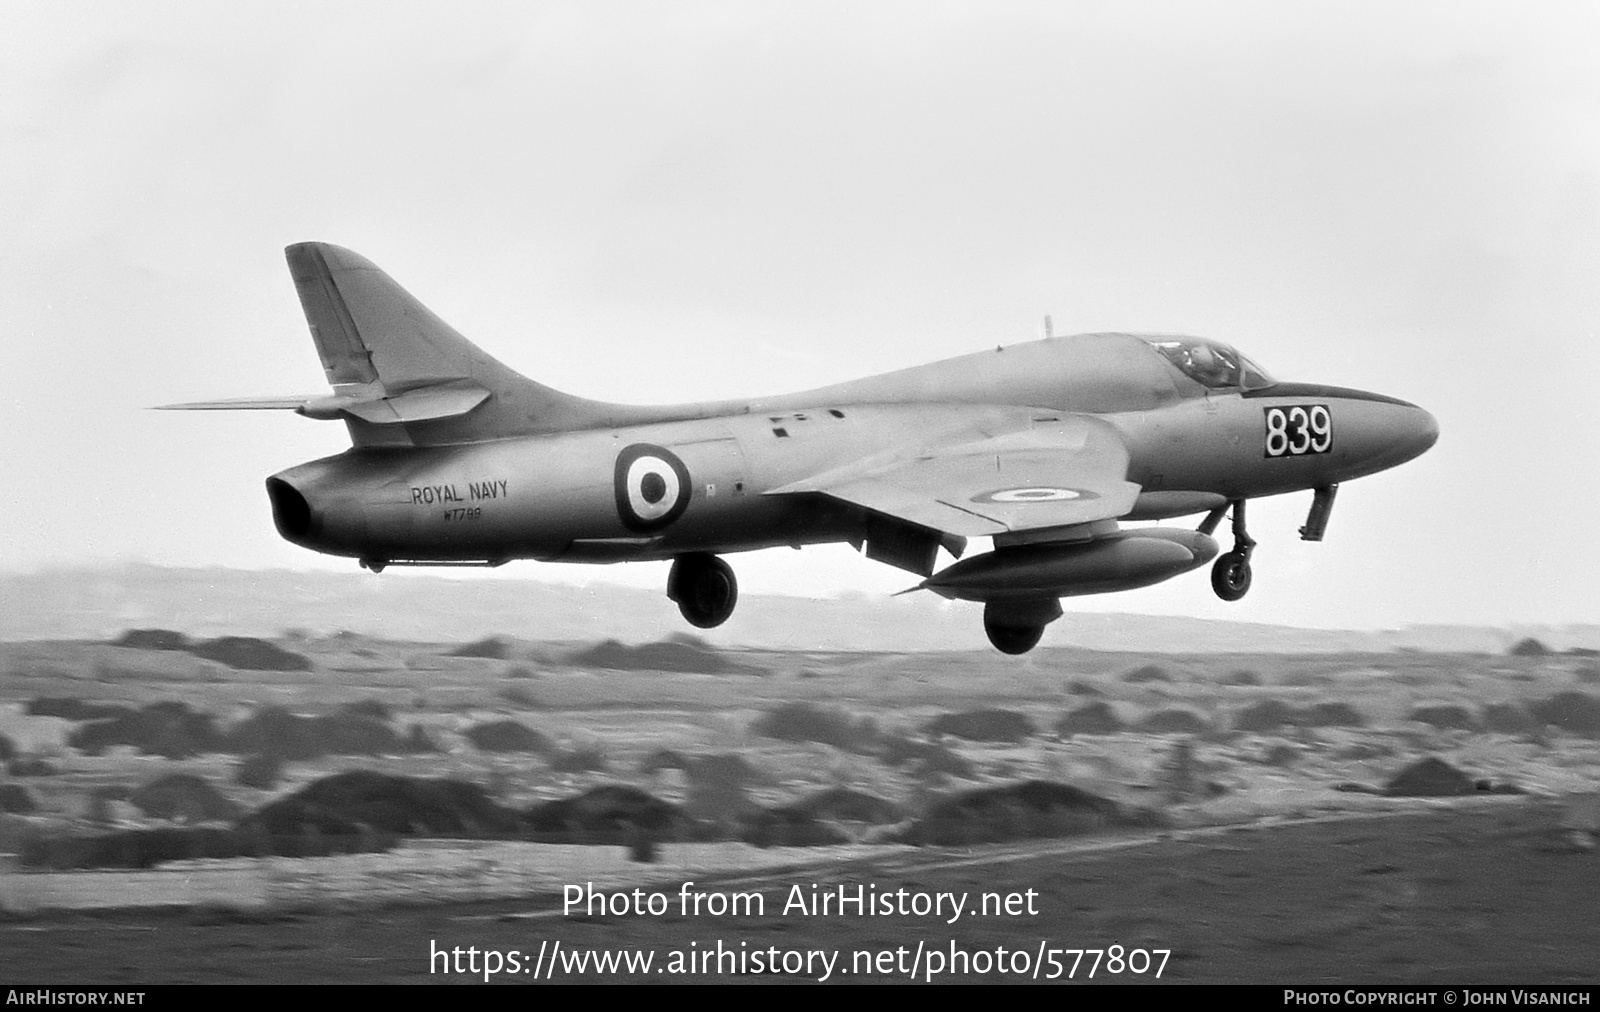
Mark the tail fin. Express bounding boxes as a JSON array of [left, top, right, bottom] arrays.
[[289, 242, 496, 393], [159, 242, 631, 445], [283, 242, 603, 446]]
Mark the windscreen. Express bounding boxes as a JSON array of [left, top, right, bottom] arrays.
[[1145, 338, 1274, 391]]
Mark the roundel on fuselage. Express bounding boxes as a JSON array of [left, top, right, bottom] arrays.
[[614, 444, 692, 532]]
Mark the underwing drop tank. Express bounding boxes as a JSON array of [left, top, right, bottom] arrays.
[[921, 527, 1219, 603]]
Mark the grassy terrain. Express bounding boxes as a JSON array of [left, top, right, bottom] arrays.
[[2, 632, 1596, 848]]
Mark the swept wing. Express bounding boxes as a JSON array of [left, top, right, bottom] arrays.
[[767, 415, 1139, 538]]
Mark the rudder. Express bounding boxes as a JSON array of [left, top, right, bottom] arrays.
[[286, 243, 379, 387]]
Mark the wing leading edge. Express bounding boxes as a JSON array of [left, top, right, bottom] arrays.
[[767, 416, 1140, 539]]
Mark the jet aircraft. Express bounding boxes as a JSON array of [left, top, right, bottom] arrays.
[[162, 243, 1438, 653]]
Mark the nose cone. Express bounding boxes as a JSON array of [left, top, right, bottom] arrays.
[[1386, 402, 1439, 469], [1408, 405, 1440, 459], [1329, 390, 1439, 476]]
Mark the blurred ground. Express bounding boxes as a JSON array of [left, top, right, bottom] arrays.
[[5, 798, 1595, 984], [4, 633, 1599, 983]]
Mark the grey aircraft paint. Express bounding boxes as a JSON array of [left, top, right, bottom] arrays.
[[163, 243, 1438, 654]]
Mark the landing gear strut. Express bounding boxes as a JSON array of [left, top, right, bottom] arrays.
[[667, 552, 738, 628], [1205, 499, 1255, 602]]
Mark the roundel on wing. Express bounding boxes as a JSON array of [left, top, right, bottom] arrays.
[[614, 444, 692, 532], [971, 486, 1099, 504]]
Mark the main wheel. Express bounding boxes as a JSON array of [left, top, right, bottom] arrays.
[[667, 553, 738, 628], [984, 619, 1045, 655], [1211, 550, 1252, 601]]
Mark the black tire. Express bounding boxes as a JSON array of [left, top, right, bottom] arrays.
[[984, 619, 1045, 655], [668, 553, 738, 628], [1211, 550, 1252, 601]]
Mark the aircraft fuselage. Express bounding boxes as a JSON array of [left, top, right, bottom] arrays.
[[268, 334, 1436, 569], [171, 242, 1437, 653]]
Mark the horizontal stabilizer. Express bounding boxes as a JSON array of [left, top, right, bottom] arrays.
[[336, 383, 490, 424], [155, 396, 321, 411], [156, 382, 490, 424]]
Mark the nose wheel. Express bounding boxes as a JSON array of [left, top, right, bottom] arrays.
[[1206, 499, 1255, 602], [667, 552, 738, 628], [1211, 549, 1252, 600]]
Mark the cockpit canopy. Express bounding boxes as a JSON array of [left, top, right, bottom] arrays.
[[1144, 337, 1275, 391]]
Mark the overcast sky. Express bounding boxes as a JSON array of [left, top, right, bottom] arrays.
[[3, 1, 1597, 631]]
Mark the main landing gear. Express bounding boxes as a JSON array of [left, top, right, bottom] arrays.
[[981, 598, 1064, 655], [1200, 499, 1255, 602], [667, 552, 738, 628], [984, 618, 1045, 655]]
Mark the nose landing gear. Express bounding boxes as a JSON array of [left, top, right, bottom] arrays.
[[667, 552, 738, 628], [1211, 547, 1252, 601], [1201, 499, 1255, 602]]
